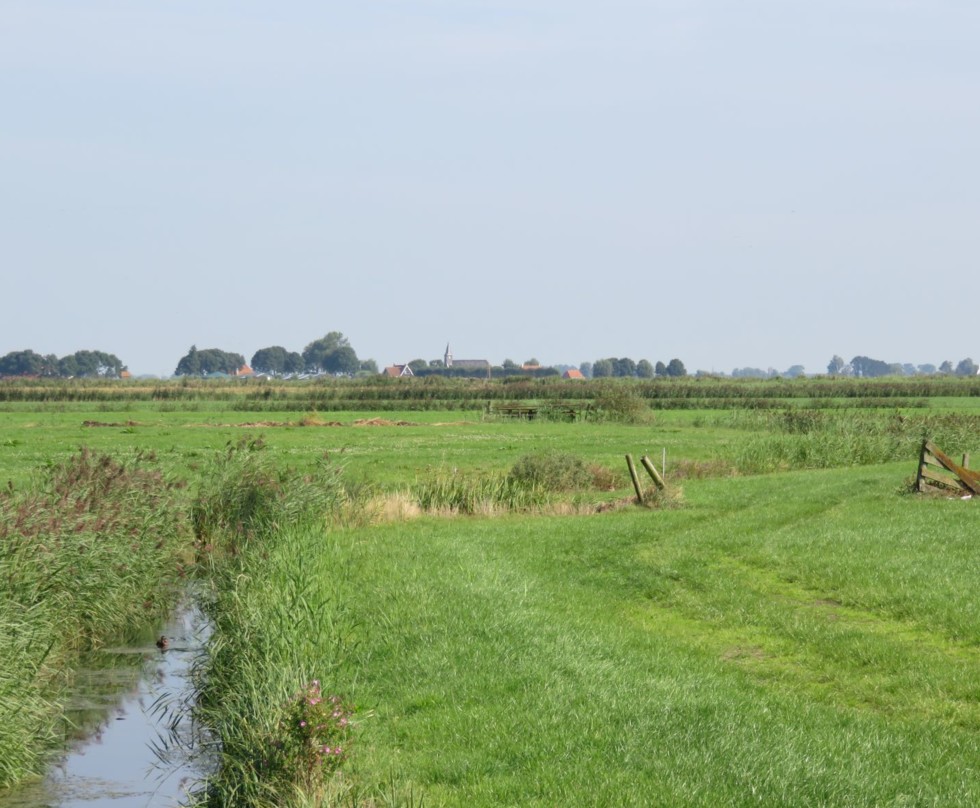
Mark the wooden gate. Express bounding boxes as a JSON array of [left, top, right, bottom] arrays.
[[916, 440, 980, 495]]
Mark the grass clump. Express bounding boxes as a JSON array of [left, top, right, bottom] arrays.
[[509, 450, 614, 492], [412, 470, 547, 515], [590, 384, 651, 423], [192, 435, 345, 556], [410, 452, 618, 516]]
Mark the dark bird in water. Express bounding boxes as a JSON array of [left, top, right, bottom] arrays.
[[156, 635, 169, 650]]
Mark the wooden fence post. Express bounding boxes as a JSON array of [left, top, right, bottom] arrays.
[[625, 454, 644, 503], [640, 455, 666, 490]]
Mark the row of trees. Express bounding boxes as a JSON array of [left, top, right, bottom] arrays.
[[584, 358, 687, 378], [0, 349, 126, 378], [828, 355, 978, 378], [174, 332, 379, 377]]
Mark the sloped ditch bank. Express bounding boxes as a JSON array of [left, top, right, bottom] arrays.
[[0, 600, 211, 808]]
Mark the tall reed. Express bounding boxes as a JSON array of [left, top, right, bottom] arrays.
[[190, 440, 353, 806], [0, 448, 191, 787]]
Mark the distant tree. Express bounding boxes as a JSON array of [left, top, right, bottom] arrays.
[[850, 356, 892, 378], [784, 365, 806, 378], [636, 359, 654, 378], [666, 358, 687, 377], [901, 364, 918, 376], [302, 332, 354, 373], [408, 359, 429, 373], [613, 357, 636, 377], [939, 360, 954, 374], [68, 350, 124, 377], [502, 359, 519, 371], [654, 360, 668, 378], [58, 354, 79, 377], [0, 349, 46, 377], [429, 359, 444, 369], [177, 345, 201, 376], [827, 355, 845, 375], [326, 345, 360, 375], [175, 346, 244, 376], [524, 358, 540, 367], [955, 358, 978, 376], [917, 363, 937, 375], [359, 359, 379, 374], [592, 358, 614, 378], [285, 351, 305, 374], [251, 346, 291, 375], [732, 367, 768, 378], [579, 361, 593, 379]]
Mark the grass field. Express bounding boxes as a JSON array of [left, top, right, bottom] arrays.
[[1, 381, 978, 805]]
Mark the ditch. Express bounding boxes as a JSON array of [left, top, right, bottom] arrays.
[[0, 599, 210, 808]]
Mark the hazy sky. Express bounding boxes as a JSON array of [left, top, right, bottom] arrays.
[[3, 1, 978, 376]]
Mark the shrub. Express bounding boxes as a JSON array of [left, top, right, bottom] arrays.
[[509, 451, 599, 492], [590, 385, 651, 423]]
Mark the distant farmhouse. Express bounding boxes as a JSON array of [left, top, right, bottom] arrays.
[[444, 343, 490, 377], [382, 364, 414, 378]]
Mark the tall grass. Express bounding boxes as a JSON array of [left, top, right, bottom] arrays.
[[192, 436, 346, 557], [411, 452, 617, 515], [3, 375, 980, 411], [729, 409, 980, 473], [189, 441, 355, 807], [0, 448, 191, 787]]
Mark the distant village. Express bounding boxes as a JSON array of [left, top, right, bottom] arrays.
[[1, 339, 978, 380]]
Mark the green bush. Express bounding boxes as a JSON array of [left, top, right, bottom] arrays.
[[192, 436, 346, 555], [509, 451, 607, 492]]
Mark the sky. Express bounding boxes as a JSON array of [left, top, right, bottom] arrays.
[[3, 1, 979, 377]]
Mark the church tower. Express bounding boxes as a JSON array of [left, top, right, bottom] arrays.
[[444, 343, 453, 368]]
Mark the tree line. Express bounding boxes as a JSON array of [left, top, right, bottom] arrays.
[[175, 332, 378, 377], [827, 355, 978, 378], [0, 349, 126, 378], [584, 358, 687, 378]]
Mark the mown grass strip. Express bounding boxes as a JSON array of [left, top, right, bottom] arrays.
[[316, 465, 980, 806]]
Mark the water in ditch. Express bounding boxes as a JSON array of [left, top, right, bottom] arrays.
[[1, 602, 210, 808]]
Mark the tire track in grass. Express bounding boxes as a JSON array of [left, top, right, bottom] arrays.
[[626, 553, 980, 728]]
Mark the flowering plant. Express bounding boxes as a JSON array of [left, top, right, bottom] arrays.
[[264, 680, 353, 788]]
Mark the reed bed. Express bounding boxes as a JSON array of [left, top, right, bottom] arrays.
[[0, 449, 191, 787], [2, 375, 980, 413], [724, 409, 980, 474]]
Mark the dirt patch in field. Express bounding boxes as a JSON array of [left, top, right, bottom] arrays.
[[721, 645, 768, 662], [82, 420, 141, 427], [811, 598, 843, 608], [352, 418, 416, 427], [236, 420, 345, 428]]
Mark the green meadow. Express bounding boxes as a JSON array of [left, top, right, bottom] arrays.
[[0, 379, 978, 805]]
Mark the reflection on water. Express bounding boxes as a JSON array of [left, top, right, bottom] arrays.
[[1, 604, 209, 808]]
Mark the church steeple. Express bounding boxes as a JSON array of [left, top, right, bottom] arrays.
[[444, 343, 452, 367]]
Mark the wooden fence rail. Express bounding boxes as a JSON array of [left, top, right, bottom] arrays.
[[916, 440, 980, 495]]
